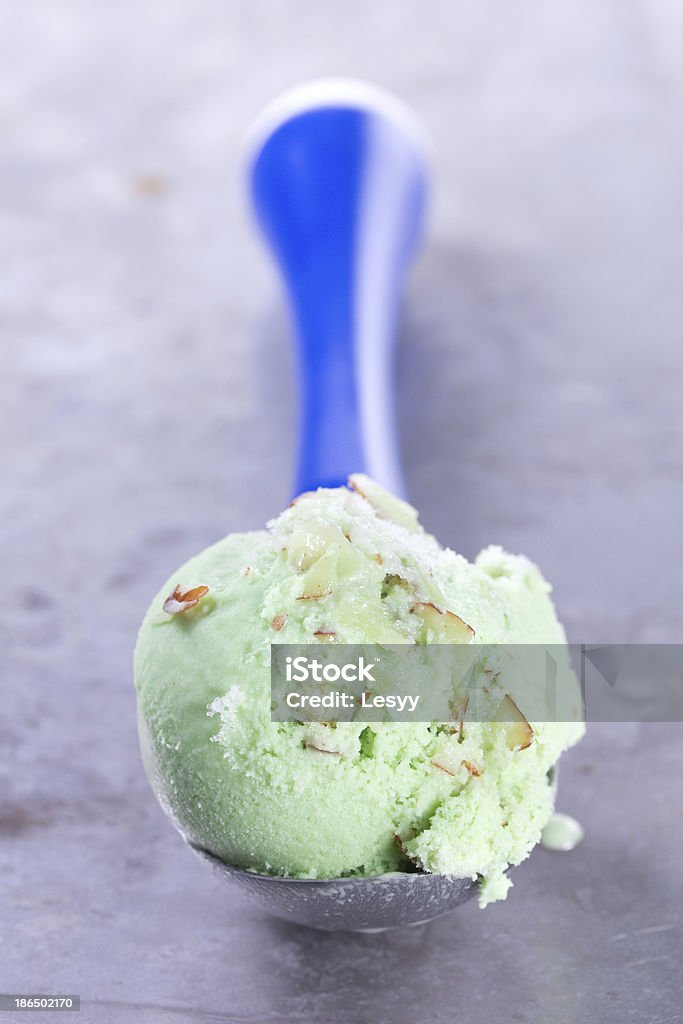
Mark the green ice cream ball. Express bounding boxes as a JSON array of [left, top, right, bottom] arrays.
[[134, 477, 584, 905]]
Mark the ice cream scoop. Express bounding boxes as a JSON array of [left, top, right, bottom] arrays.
[[135, 80, 584, 930], [136, 478, 582, 927]]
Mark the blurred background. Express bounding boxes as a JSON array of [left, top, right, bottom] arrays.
[[2, 2, 682, 1022]]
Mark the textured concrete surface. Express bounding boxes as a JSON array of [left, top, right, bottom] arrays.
[[1, 1, 682, 1022]]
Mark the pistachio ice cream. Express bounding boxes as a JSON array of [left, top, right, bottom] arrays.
[[135, 475, 584, 906]]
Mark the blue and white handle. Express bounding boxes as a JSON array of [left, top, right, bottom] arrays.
[[248, 79, 430, 498]]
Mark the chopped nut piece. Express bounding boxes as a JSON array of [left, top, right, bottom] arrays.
[[384, 573, 410, 591], [443, 610, 475, 643], [393, 832, 421, 867], [271, 613, 287, 631], [162, 584, 209, 615], [448, 693, 470, 725], [298, 538, 359, 592], [348, 474, 421, 532], [305, 742, 341, 756], [296, 590, 332, 601], [440, 721, 464, 737], [412, 600, 440, 622], [288, 519, 349, 573], [313, 630, 336, 642], [433, 755, 481, 778], [411, 602, 475, 643], [496, 695, 534, 751]]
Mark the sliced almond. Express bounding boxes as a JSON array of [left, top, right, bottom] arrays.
[[300, 541, 359, 593], [461, 759, 481, 777], [443, 610, 475, 643], [348, 474, 421, 532], [287, 520, 349, 573], [296, 590, 331, 602], [411, 602, 475, 643], [313, 630, 337, 642], [162, 584, 209, 615], [305, 742, 341, 756], [432, 758, 458, 777], [496, 695, 534, 751], [411, 601, 442, 632]]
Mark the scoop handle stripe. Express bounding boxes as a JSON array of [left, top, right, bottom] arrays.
[[248, 80, 429, 498]]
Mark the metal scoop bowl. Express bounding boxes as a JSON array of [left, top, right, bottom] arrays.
[[191, 846, 477, 932]]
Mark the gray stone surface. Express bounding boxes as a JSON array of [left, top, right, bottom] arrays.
[[1, 1, 681, 1022]]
